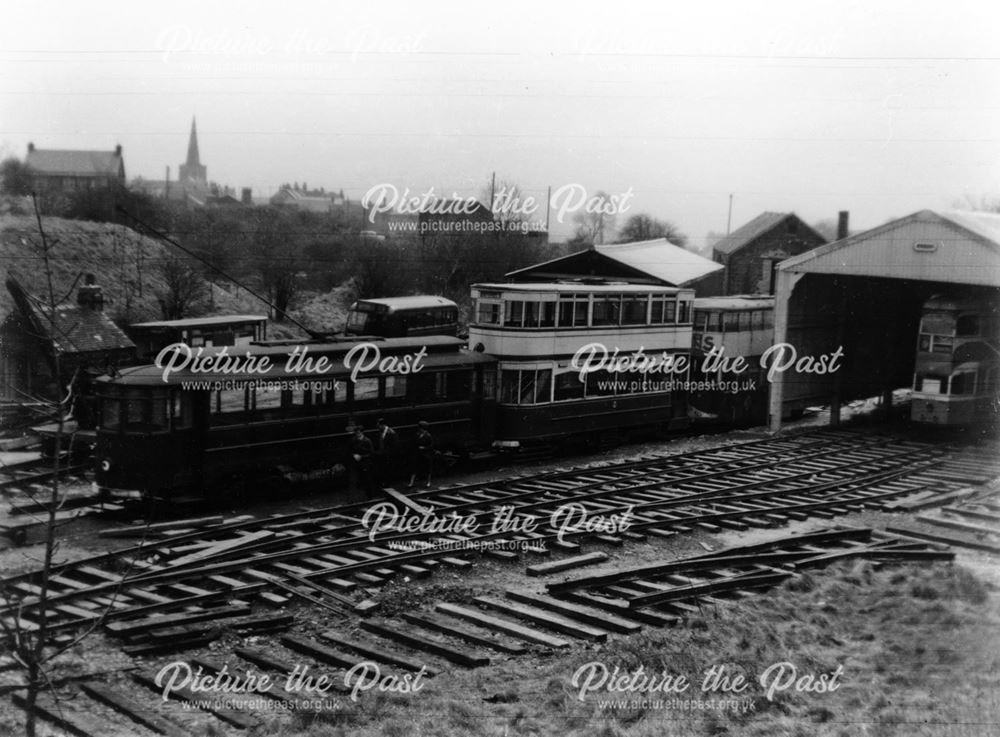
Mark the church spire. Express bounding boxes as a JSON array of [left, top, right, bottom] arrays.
[[186, 117, 201, 167], [179, 116, 207, 186]]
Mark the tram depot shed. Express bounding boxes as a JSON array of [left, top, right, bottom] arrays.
[[768, 209, 1000, 431]]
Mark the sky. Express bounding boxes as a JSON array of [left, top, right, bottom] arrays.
[[1, 0, 998, 246]]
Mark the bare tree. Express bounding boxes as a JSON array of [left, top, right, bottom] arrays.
[[571, 190, 617, 246], [615, 213, 688, 247], [157, 255, 204, 319]]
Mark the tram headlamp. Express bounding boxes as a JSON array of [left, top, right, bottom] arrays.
[[100, 459, 112, 473]]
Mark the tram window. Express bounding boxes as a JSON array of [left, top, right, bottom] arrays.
[[171, 394, 193, 428], [918, 334, 931, 351], [102, 398, 121, 430], [678, 301, 691, 323], [723, 312, 740, 332], [540, 301, 556, 327], [150, 392, 169, 430], [664, 300, 676, 324], [445, 371, 472, 400], [126, 394, 146, 427], [913, 376, 923, 391], [932, 336, 953, 354], [534, 369, 552, 403], [652, 299, 666, 324], [554, 371, 585, 401], [477, 301, 501, 325], [592, 296, 621, 326], [706, 312, 721, 332], [410, 372, 441, 403], [385, 376, 408, 400], [621, 296, 648, 325], [353, 377, 380, 404], [524, 301, 540, 327], [518, 371, 537, 404], [587, 370, 617, 397], [500, 370, 520, 404], [557, 296, 588, 327], [950, 372, 974, 395], [505, 300, 525, 327], [254, 387, 282, 412], [956, 315, 980, 336], [214, 388, 247, 414], [482, 368, 498, 399], [920, 377, 946, 395]]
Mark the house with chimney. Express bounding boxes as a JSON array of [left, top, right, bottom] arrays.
[[24, 142, 126, 197], [0, 276, 135, 426], [711, 212, 827, 295]]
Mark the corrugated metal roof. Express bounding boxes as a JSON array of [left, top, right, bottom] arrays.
[[593, 239, 724, 286], [939, 210, 1000, 249], [778, 209, 1000, 287], [26, 148, 123, 178]]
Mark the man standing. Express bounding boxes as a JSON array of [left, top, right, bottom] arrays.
[[349, 424, 376, 500], [374, 417, 399, 490], [409, 420, 435, 489]]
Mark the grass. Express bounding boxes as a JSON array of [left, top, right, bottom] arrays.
[[261, 561, 999, 737]]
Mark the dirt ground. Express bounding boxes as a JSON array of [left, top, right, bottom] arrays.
[[1, 406, 998, 736]]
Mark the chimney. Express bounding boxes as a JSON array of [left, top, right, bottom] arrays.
[[28, 142, 35, 153], [115, 144, 122, 157], [241, 187, 252, 204], [837, 211, 849, 240], [77, 274, 104, 311]]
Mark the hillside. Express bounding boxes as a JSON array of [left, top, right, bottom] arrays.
[[0, 214, 348, 337]]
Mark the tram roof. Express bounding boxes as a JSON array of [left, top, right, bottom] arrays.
[[472, 282, 686, 295]]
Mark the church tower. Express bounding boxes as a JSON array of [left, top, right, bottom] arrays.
[[178, 117, 207, 185]]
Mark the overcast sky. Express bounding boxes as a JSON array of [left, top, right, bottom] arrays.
[[2, 0, 998, 245]]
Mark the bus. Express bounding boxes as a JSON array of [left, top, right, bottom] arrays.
[[345, 296, 460, 338]]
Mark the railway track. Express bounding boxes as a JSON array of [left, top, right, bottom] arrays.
[[1, 428, 995, 638], [5, 525, 962, 736], [4, 427, 1000, 736]]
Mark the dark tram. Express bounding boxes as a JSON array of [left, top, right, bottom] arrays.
[[95, 336, 496, 499]]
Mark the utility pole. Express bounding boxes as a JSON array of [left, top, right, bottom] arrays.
[[489, 171, 496, 210], [727, 194, 734, 235], [545, 185, 551, 234]]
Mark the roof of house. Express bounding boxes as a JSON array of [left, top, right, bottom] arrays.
[[506, 238, 723, 286], [712, 212, 824, 256], [26, 148, 124, 178], [5, 278, 134, 356]]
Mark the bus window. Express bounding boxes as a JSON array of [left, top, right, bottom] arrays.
[[444, 371, 472, 400], [723, 312, 740, 333]]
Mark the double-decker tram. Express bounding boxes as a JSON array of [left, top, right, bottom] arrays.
[[95, 336, 496, 499], [689, 296, 775, 425], [468, 281, 694, 448], [911, 292, 1000, 427]]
